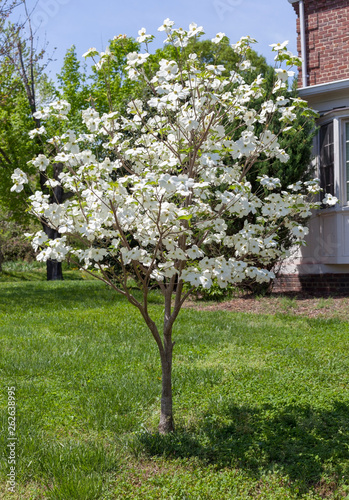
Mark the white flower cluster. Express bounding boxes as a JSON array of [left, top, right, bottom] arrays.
[[28, 154, 50, 172], [36, 236, 71, 262], [32, 100, 71, 121], [11, 169, 28, 193]]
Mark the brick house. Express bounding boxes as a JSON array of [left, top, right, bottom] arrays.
[[274, 0, 349, 294]]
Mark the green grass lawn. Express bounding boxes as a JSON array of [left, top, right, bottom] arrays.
[[0, 280, 349, 499], [0, 261, 96, 282]]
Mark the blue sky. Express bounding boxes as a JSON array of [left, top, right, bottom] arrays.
[[21, 0, 298, 79]]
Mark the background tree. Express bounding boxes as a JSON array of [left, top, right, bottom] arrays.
[[57, 37, 142, 127], [0, 55, 36, 220], [0, 0, 59, 276]]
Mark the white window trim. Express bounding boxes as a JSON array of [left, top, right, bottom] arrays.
[[317, 109, 349, 208]]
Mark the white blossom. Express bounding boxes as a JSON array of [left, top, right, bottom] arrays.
[[11, 169, 28, 192], [28, 126, 46, 139], [211, 32, 225, 44], [322, 193, 338, 206]]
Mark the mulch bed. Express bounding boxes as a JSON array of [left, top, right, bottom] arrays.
[[184, 292, 349, 321]]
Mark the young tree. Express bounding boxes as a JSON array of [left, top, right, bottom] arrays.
[[13, 21, 337, 433]]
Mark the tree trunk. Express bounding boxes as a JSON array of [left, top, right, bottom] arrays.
[[41, 164, 64, 281], [158, 335, 174, 434], [46, 259, 63, 281], [43, 224, 63, 281]]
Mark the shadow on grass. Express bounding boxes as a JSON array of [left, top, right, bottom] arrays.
[[136, 401, 349, 493], [0, 270, 46, 282], [0, 281, 113, 305], [0, 280, 163, 309]]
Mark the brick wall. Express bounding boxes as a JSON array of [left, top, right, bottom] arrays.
[[273, 273, 349, 294], [291, 0, 349, 86]]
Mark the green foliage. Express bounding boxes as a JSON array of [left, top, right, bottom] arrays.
[[0, 282, 348, 498], [90, 37, 143, 114], [0, 70, 36, 220], [191, 281, 238, 301], [0, 36, 55, 223], [56, 46, 90, 130], [0, 212, 35, 263], [57, 39, 143, 126]]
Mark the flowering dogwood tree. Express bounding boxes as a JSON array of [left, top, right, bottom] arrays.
[[12, 20, 337, 433]]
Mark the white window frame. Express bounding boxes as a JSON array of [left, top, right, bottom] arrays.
[[343, 120, 349, 205], [317, 109, 349, 208]]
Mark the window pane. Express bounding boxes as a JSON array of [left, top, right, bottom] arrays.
[[319, 122, 334, 197]]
